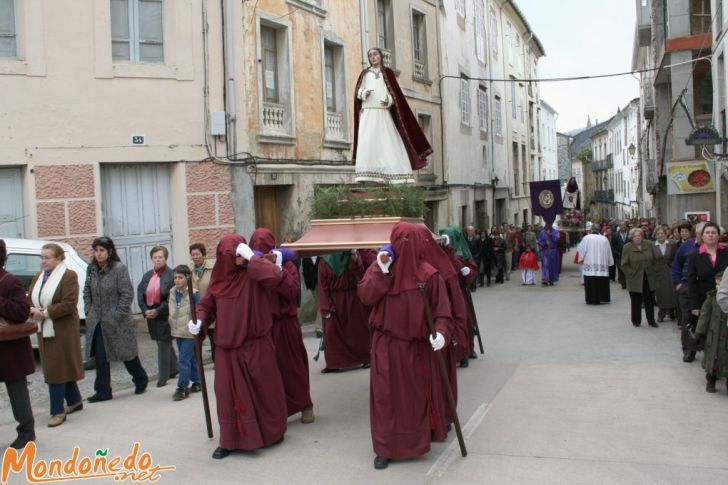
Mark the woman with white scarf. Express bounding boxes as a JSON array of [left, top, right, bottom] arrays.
[[28, 243, 84, 428]]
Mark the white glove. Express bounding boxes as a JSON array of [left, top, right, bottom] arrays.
[[377, 251, 393, 274], [188, 319, 202, 336], [440, 234, 450, 247], [350, 248, 359, 260], [429, 332, 445, 351], [460, 266, 471, 277], [236, 243, 254, 260], [271, 250, 283, 268]]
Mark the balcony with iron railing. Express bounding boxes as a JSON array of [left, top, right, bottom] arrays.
[[591, 157, 614, 172], [636, 0, 651, 47], [593, 189, 615, 203], [645, 158, 658, 193], [642, 80, 655, 120]]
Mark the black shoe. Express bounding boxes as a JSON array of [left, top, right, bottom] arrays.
[[459, 358, 469, 368], [374, 456, 390, 470], [190, 383, 201, 393], [315, 330, 323, 338], [632, 322, 641, 327], [135, 380, 148, 395], [83, 358, 96, 371], [469, 351, 477, 359], [173, 387, 189, 401], [87, 393, 112, 403], [648, 321, 659, 328], [156, 380, 167, 388], [361, 362, 371, 369], [706, 374, 717, 393], [321, 368, 340, 374], [212, 447, 231, 459], [10, 436, 34, 449], [682, 354, 695, 363]]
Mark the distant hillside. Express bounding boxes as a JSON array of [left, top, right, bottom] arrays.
[[564, 127, 587, 136]]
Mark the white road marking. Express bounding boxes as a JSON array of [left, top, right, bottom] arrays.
[[426, 400, 493, 479]]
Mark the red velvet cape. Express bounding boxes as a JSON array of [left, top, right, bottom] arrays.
[[352, 67, 432, 171]]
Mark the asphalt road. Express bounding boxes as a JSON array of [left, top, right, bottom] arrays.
[[2, 260, 727, 484]]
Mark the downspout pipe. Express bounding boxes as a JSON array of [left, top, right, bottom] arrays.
[[223, 0, 237, 157]]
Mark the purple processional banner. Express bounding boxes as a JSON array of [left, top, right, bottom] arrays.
[[529, 180, 563, 226]]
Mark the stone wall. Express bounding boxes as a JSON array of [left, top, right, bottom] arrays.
[[35, 164, 97, 260], [185, 161, 236, 254]]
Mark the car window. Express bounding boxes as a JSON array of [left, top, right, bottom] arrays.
[[6, 254, 41, 290]]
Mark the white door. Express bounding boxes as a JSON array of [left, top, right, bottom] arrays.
[[0, 168, 25, 238], [101, 164, 173, 312]]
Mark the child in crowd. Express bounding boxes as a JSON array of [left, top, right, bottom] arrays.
[[168, 265, 201, 401], [695, 271, 728, 393], [518, 246, 539, 286]]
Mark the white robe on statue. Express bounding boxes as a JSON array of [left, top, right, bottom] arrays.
[[355, 68, 414, 184]]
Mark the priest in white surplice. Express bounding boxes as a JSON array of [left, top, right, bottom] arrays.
[[578, 225, 614, 305]]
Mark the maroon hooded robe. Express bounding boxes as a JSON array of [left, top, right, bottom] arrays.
[[317, 252, 371, 370], [415, 227, 467, 420], [358, 222, 453, 460], [443, 244, 478, 358], [250, 228, 313, 416], [196, 234, 287, 450]]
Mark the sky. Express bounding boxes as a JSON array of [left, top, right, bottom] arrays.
[[516, 0, 639, 132]]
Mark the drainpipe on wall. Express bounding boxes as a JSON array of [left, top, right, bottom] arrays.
[[435, 0, 446, 196], [223, 0, 237, 157]]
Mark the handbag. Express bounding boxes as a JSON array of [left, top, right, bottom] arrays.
[[0, 272, 39, 341]]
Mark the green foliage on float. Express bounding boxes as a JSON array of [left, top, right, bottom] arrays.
[[310, 184, 427, 219]]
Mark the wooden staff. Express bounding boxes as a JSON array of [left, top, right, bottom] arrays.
[[459, 279, 485, 355], [418, 283, 467, 458], [187, 278, 214, 438]]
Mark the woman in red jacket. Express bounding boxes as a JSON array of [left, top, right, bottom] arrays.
[[0, 239, 34, 449]]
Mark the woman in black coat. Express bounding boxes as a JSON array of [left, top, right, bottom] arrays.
[[688, 222, 728, 316], [137, 246, 177, 387], [0, 239, 34, 449], [477, 230, 495, 287], [491, 228, 506, 284]]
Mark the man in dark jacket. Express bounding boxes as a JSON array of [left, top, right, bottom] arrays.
[[672, 222, 705, 362], [465, 225, 480, 291], [612, 221, 630, 289]]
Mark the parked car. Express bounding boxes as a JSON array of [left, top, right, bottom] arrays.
[[3, 238, 88, 349]]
